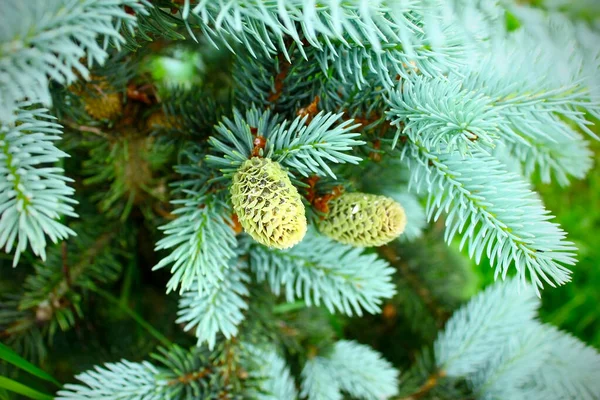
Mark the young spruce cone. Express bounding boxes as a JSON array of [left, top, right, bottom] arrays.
[[146, 110, 181, 130], [319, 192, 406, 247], [80, 77, 122, 121], [230, 158, 307, 249]]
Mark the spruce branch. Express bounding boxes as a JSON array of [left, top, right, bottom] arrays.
[[233, 48, 313, 110], [460, 35, 599, 183], [515, 4, 600, 105], [56, 346, 234, 399], [434, 279, 540, 377], [207, 107, 363, 179], [389, 31, 599, 186], [2, 1, 599, 399], [155, 143, 237, 294], [242, 344, 297, 400], [19, 230, 116, 334], [154, 190, 237, 294], [249, 227, 396, 316], [207, 107, 282, 176], [519, 326, 600, 400], [504, 122, 593, 186], [121, 1, 187, 50], [467, 323, 552, 400], [264, 111, 363, 179], [0, 0, 147, 117], [151, 346, 232, 399], [0, 106, 77, 266], [301, 340, 399, 400], [190, 0, 473, 106], [0, 220, 124, 363], [233, 32, 467, 120], [187, 0, 440, 55], [328, 340, 399, 400], [300, 355, 342, 400], [158, 85, 227, 141], [387, 76, 501, 154], [402, 141, 576, 292], [56, 360, 163, 399], [462, 297, 600, 399], [307, 32, 468, 90], [176, 261, 250, 350]]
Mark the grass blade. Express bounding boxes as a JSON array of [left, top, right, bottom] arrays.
[[0, 376, 53, 400], [0, 343, 60, 386]]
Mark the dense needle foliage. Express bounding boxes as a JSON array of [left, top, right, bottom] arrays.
[[1, 1, 600, 399]]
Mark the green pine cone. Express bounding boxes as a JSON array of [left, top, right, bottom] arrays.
[[319, 192, 406, 247], [84, 91, 122, 121], [72, 76, 122, 121], [230, 157, 307, 249]]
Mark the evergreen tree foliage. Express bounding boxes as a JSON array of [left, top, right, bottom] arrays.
[[177, 259, 250, 349], [249, 227, 396, 315], [1, 0, 600, 399], [0, 106, 77, 266], [300, 340, 399, 400]]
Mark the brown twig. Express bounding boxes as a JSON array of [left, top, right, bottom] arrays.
[[2, 233, 114, 339], [304, 175, 320, 204], [251, 135, 267, 158], [62, 120, 110, 139], [153, 203, 176, 220], [312, 185, 344, 215], [126, 83, 156, 105], [0, 318, 36, 338], [297, 95, 320, 124], [221, 339, 236, 386], [49, 232, 114, 310], [369, 139, 382, 162], [396, 370, 447, 400], [168, 368, 212, 386], [268, 53, 291, 104], [277, 320, 300, 337], [229, 214, 243, 235], [302, 175, 344, 215]]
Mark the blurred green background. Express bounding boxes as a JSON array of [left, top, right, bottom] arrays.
[[533, 136, 600, 347]]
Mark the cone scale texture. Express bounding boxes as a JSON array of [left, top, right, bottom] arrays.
[[319, 192, 406, 247], [81, 77, 122, 121], [231, 157, 307, 249]]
